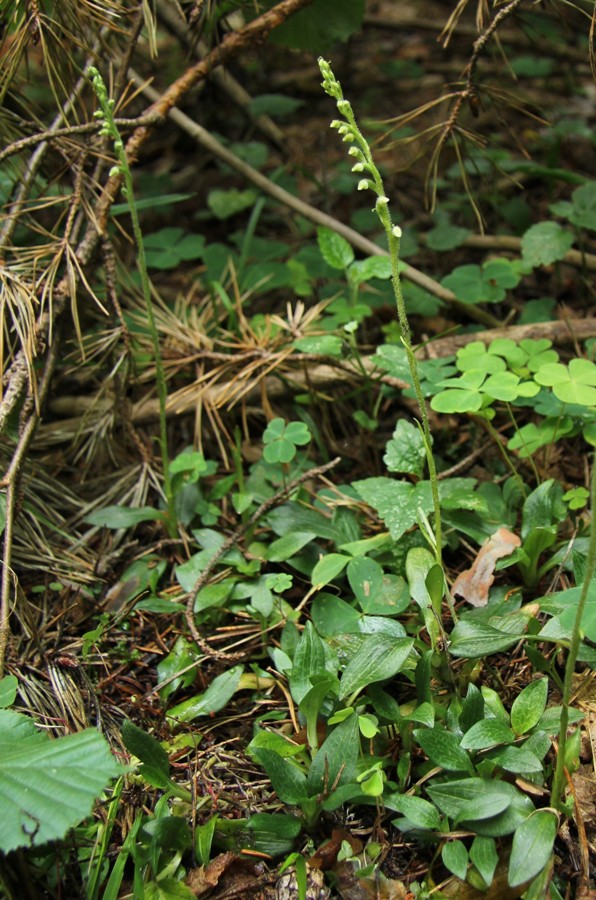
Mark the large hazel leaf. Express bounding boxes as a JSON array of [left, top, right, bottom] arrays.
[[0, 709, 120, 852]]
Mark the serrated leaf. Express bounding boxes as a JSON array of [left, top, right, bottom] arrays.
[[564, 181, 596, 231], [339, 635, 413, 700], [0, 710, 120, 852], [383, 420, 426, 477], [316, 226, 355, 270], [510, 678, 548, 735], [521, 221, 574, 267], [508, 809, 558, 887], [348, 256, 393, 284]]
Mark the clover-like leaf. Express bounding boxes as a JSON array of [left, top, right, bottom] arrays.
[[508, 418, 574, 458], [430, 370, 486, 413], [457, 342, 507, 375], [442, 259, 520, 305], [534, 358, 596, 407], [263, 418, 312, 463]]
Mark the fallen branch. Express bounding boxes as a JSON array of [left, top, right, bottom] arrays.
[[40, 318, 596, 439]]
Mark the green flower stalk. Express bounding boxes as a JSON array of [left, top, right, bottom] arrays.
[[319, 58, 443, 568], [88, 67, 175, 536]]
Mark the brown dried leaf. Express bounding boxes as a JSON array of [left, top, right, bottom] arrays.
[[451, 527, 521, 607], [334, 860, 408, 900]]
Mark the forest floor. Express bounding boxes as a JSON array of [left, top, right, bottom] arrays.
[[5, 0, 596, 897]]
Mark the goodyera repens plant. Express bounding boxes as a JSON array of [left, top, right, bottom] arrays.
[[318, 58, 443, 568], [87, 66, 176, 535]]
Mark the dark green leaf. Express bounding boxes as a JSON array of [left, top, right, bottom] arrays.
[[449, 621, 521, 658], [122, 720, 170, 777], [470, 836, 498, 887], [271, 0, 365, 52], [307, 712, 359, 794], [253, 748, 308, 804], [339, 636, 414, 700], [168, 666, 243, 723], [508, 810, 558, 887], [289, 622, 327, 704], [460, 719, 515, 751], [511, 678, 548, 735], [84, 505, 164, 527], [442, 840, 469, 881], [0, 710, 120, 852], [413, 727, 474, 774], [385, 794, 441, 829]]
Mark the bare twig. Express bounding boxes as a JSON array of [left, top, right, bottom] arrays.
[[0, 333, 61, 677]]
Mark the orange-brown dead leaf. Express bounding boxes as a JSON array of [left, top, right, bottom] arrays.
[[450, 527, 521, 607], [186, 851, 263, 897]]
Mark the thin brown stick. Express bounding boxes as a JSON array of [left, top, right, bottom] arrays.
[[0, 332, 61, 677], [184, 457, 341, 660]]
